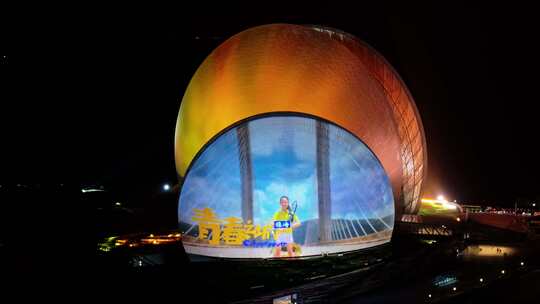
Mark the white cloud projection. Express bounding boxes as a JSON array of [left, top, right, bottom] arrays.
[[178, 115, 394, 259]]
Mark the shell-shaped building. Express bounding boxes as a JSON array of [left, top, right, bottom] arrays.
[[175, 24, 427, 259]]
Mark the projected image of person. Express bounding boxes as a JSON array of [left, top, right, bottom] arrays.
[[178, 116, 395, 259], [273, 196, 301, 257]]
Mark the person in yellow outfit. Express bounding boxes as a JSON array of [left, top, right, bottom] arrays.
[[273, 196, 301, 257]]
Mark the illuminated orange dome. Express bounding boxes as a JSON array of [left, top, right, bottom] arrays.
[[175, 24, 427, 215]]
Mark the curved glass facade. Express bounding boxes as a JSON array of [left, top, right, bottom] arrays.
[[175, 24, 427, 217], [178, 115, 394, 259], [310, 25, 427, 214]]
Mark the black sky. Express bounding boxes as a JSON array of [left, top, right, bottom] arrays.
[[2, 2, 540, 206]]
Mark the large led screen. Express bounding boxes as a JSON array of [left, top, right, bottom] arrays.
[[418, 199, 461, 217], [178, 115, 394, 259]]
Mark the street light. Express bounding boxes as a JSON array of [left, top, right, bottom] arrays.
[[163, 183, 171, 191]]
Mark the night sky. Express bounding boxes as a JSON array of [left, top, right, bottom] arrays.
[[3, 2, 539, 206]]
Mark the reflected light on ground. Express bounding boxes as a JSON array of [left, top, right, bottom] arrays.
[[98, 233, 183, 252], [462, 245, 516, 258]]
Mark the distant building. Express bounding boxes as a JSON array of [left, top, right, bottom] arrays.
[[175, 24, 429, 259], [461, 204, 483, 213]]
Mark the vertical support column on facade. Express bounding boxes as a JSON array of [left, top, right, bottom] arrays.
[[317, 120, 332, 242], [237, 124, 254, 223]]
